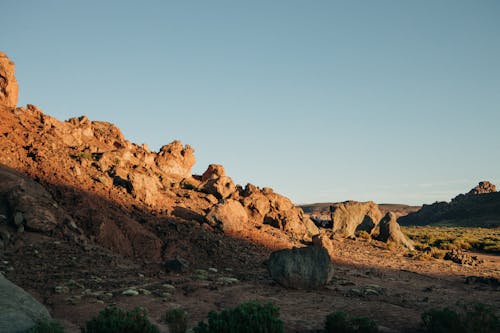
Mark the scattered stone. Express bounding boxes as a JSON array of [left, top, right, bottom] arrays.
[[54, 285, 70, 294], [217, 277, 239, 285], [121, 289, 139, 296], [162, 284, 176, 291], [138, 288, 151, 295], [445, 250, 483, 266], [267, 246, 333, 289]]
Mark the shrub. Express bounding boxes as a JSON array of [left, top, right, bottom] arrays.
[[164, 308, 187, 333], [422, 308, 466, 333], [324, 311, 378, 333], [193, 300, 283, 333], [82, 306, 159, 333], [27, 320, 65, 333], [421, 303, 499, 333]]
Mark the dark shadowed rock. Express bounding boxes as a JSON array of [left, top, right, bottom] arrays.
[[377, 212, 414, 250], [267, 246, 333, 289], [165, 257, 190, 273], [0, 274, 51, 333]]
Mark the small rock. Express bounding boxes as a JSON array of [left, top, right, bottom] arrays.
[[122, 289, 139, 296], [162, 284, 176, 291], [208, 267, 218, 273], [217, 277, 239, 285], [139, 288, 151, 295], [54, 285, 70, 294]]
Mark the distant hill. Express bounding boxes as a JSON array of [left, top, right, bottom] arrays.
[[398, 181, 500, 227]]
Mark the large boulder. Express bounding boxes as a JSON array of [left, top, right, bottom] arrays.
[[0, 274, 51, 333], [267, 246, 333, 289], [201, 164, 226, 181], [206, 199, 248, 233], [377, 212, 414, 250], [330, 201, 382, 237], [201, 176, 237, 200], [0, 52, 18, 108], [155, 140, 195, 179]]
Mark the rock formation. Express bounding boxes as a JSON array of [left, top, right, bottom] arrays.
[[267, 246, 333, 289], [399, 182, 500, 227], [0, 274, 51, 333], [0, 52, 18, 108], [377, 212, 415, 250], [0, 51, 317, 262], [329, 201, 382, 237]]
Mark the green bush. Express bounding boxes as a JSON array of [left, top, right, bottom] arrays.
[[421, 303, 499, 333], [164, 308, 187, 333], [27, 320, 65, 333], [81, 306, 159, 333], [422, 308, 465, 333], [324, 311, 378, 333], [193, 300, 283, 333]]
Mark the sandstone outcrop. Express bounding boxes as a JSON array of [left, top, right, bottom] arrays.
[[0, 52, 18, 108], [377, 212, 414, 250], [267, 246, 333, 289], [0, 274, 51, 333], [399, 182, 500, 227], [330, 201, 382, 237]]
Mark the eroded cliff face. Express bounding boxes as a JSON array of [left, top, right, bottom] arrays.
[[0, 51, 317, 261]]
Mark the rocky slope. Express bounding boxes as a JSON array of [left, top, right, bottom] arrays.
[[0, 51, 317, 265], [399, 181, 500, 227]]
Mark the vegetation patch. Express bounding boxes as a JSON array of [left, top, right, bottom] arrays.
[[402, 226, 500, 254], [193, 300, 283, 333], [324, 311, 378, 333], [421, 302, 499, 333], [82, 306, 159, 333]]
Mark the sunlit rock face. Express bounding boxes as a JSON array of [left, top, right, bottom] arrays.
[[0, 52, 18, 108]]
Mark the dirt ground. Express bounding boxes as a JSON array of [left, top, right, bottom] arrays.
[[1, 230, 498, 333]]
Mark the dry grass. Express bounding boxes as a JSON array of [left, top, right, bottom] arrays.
[[402, 226, 500, 254]]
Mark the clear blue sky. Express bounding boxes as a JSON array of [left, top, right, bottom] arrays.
[[2, 1, 499, 205]]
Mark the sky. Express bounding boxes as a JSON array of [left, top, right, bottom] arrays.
[[1, 1, 499, 205]]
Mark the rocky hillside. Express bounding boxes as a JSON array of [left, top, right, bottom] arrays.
[[399, 181, 500, 227], [0, 51, 317, 265]]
